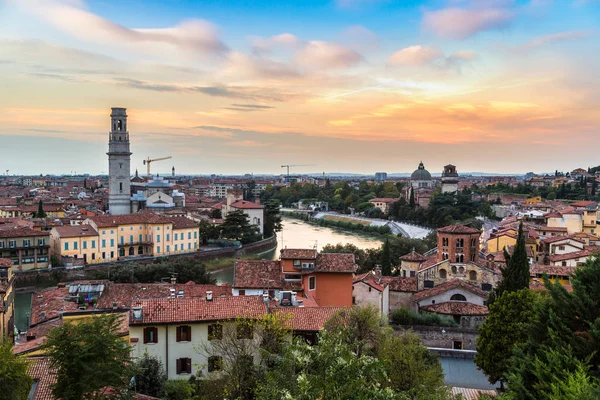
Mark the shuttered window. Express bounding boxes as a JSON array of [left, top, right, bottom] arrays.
[[176, 325, 192, 342], [143, 327, 158, 344], [208, 324, 223, 340], [176, 358, 192, 374], [208, 356, 223, 372]]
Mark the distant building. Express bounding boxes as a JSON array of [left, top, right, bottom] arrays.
[[0, 227, 50, 271], [441, 164, 459, 194], [375, 172, 387, 182], [368, 198, 400, 214], [0, 258, 14, 342], [410, 162, 433, 189]]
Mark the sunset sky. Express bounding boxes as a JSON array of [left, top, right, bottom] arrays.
[[1, 0, 599, 176]]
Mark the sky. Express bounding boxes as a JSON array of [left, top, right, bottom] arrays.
[[0, 0, 599, 176]]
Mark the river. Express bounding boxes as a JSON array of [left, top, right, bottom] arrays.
[[211, 216, 384, 284]]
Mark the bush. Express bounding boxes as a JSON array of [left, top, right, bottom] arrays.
[[162, 380, 193, 400], [390, 308, 457, 327]]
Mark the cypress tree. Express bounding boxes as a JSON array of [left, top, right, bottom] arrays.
[[35, 200, 47, 218], [380, 239, 392, 276], [490, 222, 530, 304], [409, 189, 416, 209]]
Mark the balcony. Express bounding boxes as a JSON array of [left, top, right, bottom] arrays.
[[117, 240, 154, 247]]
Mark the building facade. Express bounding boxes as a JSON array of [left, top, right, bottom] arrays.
[[0, 228, 50, 271], [0, 258, 14, 342], [441, 164, 459, 194], [107, 107, 132, 215]]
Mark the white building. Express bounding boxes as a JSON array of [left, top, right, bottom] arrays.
[[222, 195, 264, 235]]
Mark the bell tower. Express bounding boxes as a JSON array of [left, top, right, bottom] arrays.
[[107, 107, 132, 215]]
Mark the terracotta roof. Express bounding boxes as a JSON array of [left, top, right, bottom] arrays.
[[30, 287, 81, 327], [437, 224, 481, 234], [53, 225, 98, 238], [381, 276, 418, 292], [548, 250, 592, 263], [368, 198, 399, 203], [230, 200, 264, 209], [451, 387, 497, 399], [414, 279, 489, 302], [530, 264, 574, 277], [400, 250, 427, 262], [129, 296, 267, 325], [168, 216, 198, 229], [26, 318, 63, 340], [96, 282, 231, 310], [27, 357, 56, 400], [529, 279, 573, 292], [544, 212, 563, 219], [541, 235, 584, 245], [353, 271, 387, 292], [570, 200, 597, 208], [536, 226, 568, 232], [273, 306, 347, 332], [0, 258, 12, 268], [0, 227, 49, 238], [233, 259, 282, 289], [87, 213, 172, 228], [316, 253, 355, 273], [421, 301, 488, 316], [280, 248, 318, 260]]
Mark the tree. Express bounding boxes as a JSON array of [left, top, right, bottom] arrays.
[[0, 343, 32, 400], [42, 314, 134, 400], [198, 219, 221, 245], [490, 222, 530, 304], [133, 353, 167, 398], [210, 208, 222, 219], [324, 305, 387, 357], [34, 200, 46, 218], [409, 189, 416, 208], [244, 181, 256, 202], [501, 258, 600, 398], [380, 239, 392, 276], [263, 200, 282, 238], [475, 289, 538, 385], [196, 315, 291, 400], [220, 210, 261, 244]]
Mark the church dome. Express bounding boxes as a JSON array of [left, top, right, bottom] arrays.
[[411, 162, 432, 181]]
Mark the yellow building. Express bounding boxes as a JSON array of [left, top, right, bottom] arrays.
[[51, 225, 102, 265], [0, 228, 51, 271], [486, 229, 537, 259], [0, 258, 15, 342], [525, 196, 542, 205]]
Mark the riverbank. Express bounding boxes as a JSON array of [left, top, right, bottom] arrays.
[[281, 210, 390, 240]]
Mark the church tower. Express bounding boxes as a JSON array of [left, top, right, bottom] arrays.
[[107, 107, 132, 215]]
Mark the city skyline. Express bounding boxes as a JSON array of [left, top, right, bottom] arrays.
[[1, 0, 599, 175]]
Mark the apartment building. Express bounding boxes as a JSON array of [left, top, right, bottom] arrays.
[[0, 227, 51, 270]]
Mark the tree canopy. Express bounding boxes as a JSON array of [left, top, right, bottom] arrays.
[[0, 342, 32, 400]]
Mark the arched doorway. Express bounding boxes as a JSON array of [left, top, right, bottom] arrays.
[[138, 246, 144, 255], [119, 248, 125, 257], [128, 247, 135, 256]]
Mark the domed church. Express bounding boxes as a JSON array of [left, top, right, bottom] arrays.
[[410, 162, 433, 189]]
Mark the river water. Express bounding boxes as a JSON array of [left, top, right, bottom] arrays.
[[211, 216, 384, 284]]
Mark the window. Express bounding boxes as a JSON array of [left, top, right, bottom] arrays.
[[368, 287, 372, 292], [194, 231, 197, 239], [562, 261, 567, 266], [176, 325, 192, 342], [456, 238, 464, 248], [156, 246, 160, 253], [9, 240, 16, 248], [174, 233, 178, 240], [237, 324, 254, 340], [102, 252, 106, 259], [130, 235, 133, 244], [110, 239, 114, 247], [143, 327, 158, 344], [450, 294, 467, 301], [139, 234, 143, 242], [23, 239, 30, 247], [166, 245, 170, 253], [284, 274, 301, 281], [175, 244, 178, 251], [208, 324, 223, 340], [188, 243, 191, 250], [482, 283, 493, 292], [38, 239, 45, 246], [293, 259, 301, 267], [119, 182, 123, 192], [469, 271, 477, 281], [156, 235, 161, 243], [188, 232, 191, 239], [208, 356, 222, 372], [73, 242, 78, 250], [352, 296, 356, 305], [239, 289, 246, 296], [308, 276, 316, 291], [166, 234, 170, 241], [471, 238, 477, 247], [176, 358, 192, 374], [0, 241, 4, 249], [83, 241, 87, 249], [451, 266, 457, 274], [558, 245, 565, 251], [424, 280, 434, 288], [91, 240, 96, 249], [410, 271, 415, 277], [439, 269, 447, 279], [92, 253, 95, 260], [64, 242, 69, 251]]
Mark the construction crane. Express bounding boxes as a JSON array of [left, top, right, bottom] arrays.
[[281, 164, 315, 178], [143, 156, 172, 180]]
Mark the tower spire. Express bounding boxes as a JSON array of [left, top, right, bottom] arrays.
[[107, 107, 132, 215]]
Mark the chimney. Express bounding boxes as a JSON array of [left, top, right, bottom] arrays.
[[112, 301, 118, 310], [206, 291, 213, 301], [255, 198, 260, 206], [40, 311, 46, 321], [374, 267, 381, 277], [170, 276, 176, 285]]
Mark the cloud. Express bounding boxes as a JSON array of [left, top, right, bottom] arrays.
[[423, 2, 515, 39], [339, 25, 380, 52], [387, 46, 476, 72], [26, 72, 88, 83], [225, 104, 275, 112], [223, 52, 301, 80], [12, 0, 227, 56], [251, 33, 303, 54], [518, 31, 592, 51], [229, 140, 270, 147], [294, 41, 362, 69], [387, 46, 442, 66]]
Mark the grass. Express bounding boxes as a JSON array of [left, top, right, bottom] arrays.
[[322, 215, 372, 226]]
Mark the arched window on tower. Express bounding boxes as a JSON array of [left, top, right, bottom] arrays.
[[119, 182, 123, 193]]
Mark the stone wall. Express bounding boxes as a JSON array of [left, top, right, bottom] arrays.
[[394, 324, 480, 350]]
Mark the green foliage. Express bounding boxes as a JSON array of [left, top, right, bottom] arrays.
[[381, 239, 392, 276], [475, 289, 538, 384], [221, 210, 261, 244], [263, 200, 282, 238], [92, 258, 215, 284], [42, 314, 133, 400], [378, 331, 449, 398], [162, 380, 193, 400], [198, 219, 221, 244], [390, 308, 457, 327], [500, 258, 600, 398], [489, 223, 530, 305], [244, 180, 256, 202], [133, 352, 167, 398], [0, 343, 32, 400], [34, 200, 47, 218]]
